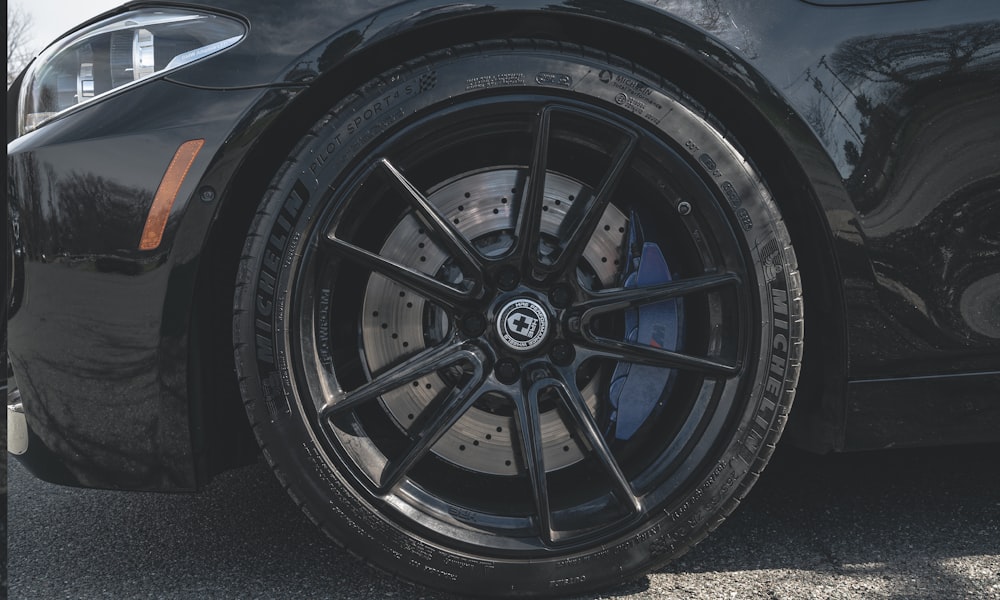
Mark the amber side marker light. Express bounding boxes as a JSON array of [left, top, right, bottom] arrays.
[[139, 139, 206, 250]]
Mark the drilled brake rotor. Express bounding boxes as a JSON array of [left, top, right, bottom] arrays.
[[361, 169, 627, 475]]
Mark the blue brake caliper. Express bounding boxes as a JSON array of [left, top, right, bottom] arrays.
[[606, 211, 683, 441]]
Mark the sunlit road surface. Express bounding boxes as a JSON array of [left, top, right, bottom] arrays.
[[9, 444, 1000, 599]]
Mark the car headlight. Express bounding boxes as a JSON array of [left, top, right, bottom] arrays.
[[17, 8, 246, 136]]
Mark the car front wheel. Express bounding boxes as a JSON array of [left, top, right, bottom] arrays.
[[234, 40, 803, 597]]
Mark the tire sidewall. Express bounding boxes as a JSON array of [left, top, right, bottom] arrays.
[[236, 45, 800, 596]]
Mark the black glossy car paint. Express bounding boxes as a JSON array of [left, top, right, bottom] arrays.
[[6, 0, 999, 490]]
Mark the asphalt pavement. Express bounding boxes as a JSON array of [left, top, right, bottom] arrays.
[[8, 443, 1000, 599]]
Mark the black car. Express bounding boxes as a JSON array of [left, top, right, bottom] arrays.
[[7, 0, 999, 596]]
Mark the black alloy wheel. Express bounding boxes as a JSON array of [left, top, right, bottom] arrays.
[[235, 40, 803, 597]]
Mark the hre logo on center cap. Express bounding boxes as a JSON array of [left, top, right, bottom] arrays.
[[506, 310, 539, 340], [497, 299, 549, 351]]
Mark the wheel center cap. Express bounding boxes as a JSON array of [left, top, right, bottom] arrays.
[[496, 298, 550, 352]]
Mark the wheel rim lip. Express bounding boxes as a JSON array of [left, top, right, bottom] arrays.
[[287, 93, 758, 554]]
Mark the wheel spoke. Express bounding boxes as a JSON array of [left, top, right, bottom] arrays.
[[513, 380, 554, 543], [572, 272, 741, 376], [545, 131, 638, 275], [323, 233, 469, 310], [511, 107, 552, 271], [377, 158, 486, 286], [320, 342, 468, 418], [547, 377, 642, 514], [578, 272, 741, 315], [581, 336, 738, 376], [378, 351, 486, 493]]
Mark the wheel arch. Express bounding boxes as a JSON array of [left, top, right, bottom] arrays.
[[192, 4, 849, 482]]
